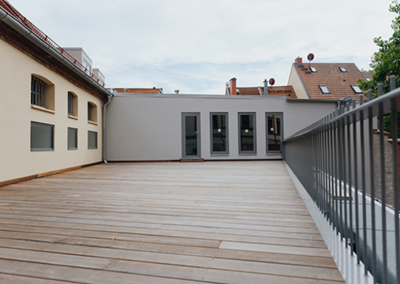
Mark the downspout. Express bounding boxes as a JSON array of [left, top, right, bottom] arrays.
[[103, 92, 113, 163]]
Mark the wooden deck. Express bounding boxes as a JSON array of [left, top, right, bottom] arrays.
[[0, 161, 345, 284]]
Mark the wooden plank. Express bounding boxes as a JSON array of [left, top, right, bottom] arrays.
[[0, 161, 345, 283]]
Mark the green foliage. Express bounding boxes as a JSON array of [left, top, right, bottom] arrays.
[[358, 1, 400, 136], [358, 0, 400, 97]]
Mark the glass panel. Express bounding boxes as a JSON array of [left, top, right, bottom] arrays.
[[185, 115, 198, 156], [68, 93, 74, 115], [240, 114, 254, 152], [268, 114, 281, 152], [212, 114, 227, 153], [88, 131, 97, 149], [88, 103, 93, 121], [31, 122, 54, 150], [68, 128, 77, 149]]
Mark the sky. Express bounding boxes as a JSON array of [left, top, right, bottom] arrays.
[[8, 0, 396, 94]]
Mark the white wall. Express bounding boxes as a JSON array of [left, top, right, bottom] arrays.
[[0, 39, 104, 183], [106, 94, 336, 161]]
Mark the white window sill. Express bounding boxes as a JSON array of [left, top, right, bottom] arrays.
[[88, 120, 98, 126], [68, 115, 78, 120], [31, 104, 55, 114]]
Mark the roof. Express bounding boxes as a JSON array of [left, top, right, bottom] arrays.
[[236, 86, 297, 98], [0, 0, 107, 89], [294, 62, 368, 100], [113, 88, 163, 94]]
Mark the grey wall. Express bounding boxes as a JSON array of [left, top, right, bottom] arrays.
[[106, 94, 337, 161]]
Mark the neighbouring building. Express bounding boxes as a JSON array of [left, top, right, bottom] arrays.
[[288, 57, 370, 100], [0, 0, 112, 185], [225, 77, 297, 99]]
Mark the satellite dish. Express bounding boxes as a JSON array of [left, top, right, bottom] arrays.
[[269, 78, 275, 86], [307, 53, 314, 61]]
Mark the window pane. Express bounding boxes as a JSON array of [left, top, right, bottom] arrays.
[[211, 114, 227, 153], [88, 103, 93, 121], [68, 128, 77, 149], [239, 114, 255, 153], [185, 116, 198, 156], [267, 114, 282, 152], [31, 122, 54, 151], [88, 131, 97, 149], [68, 92, 74, 115]]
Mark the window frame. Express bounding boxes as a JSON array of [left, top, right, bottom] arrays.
[[350, 85, 363, 94], [88, 131, 98, 149], [238, 112, 256, 155], [339, 66, 347, 73], [68, 127, 78, 150], [319, 85, 330, 94], [88, 102, 97, 123], [31, 75, 55, 111], [210, 112, 229, 155], [30, 121, 54, 151], [266, 112, 283, 154], [309, 66, 317, 73], [68, 92, 78, 117]]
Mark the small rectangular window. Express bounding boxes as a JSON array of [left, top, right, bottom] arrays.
[[68, 92, 74, 116], [319, 85, 330, 94], [266, 113, 283, 153], [88, 103, 93, 121], [68, 128, 78, 150], [88, 131, 97, 149], [238, 113, 256, 155], [31, 76, 47, 108], [210, 113, 228, 155], [339, 66, 347, 73], [31, 121, 54, 151], [310, 67, 317, 73], [351, 85, 363, 94]]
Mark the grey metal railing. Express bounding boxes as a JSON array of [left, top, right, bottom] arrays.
[[285, 76, 400, 284]]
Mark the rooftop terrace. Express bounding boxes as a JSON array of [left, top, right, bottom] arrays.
[[0, 161, 345, 283]]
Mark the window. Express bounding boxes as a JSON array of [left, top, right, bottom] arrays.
[[31, 121, 54, 151], [351, 85, 363, 94], [31, 75, 55, 110], [88, 131, 97, 149], [68, 92, 78, 117], [310, 67, 317, 73], [266, 113, 283, 153], [339, 66, 347, 73], [366, 78, 371, 82], [88, 102, 97, 122], [83, 59, 92, 75], [319, 85, 330, 94], [68, 128, 78, 150], [31, 76, 46, 108], [238, 113, 256, 155], [210, 113, 228, 155]]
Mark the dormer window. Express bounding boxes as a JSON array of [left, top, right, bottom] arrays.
[[339, 66, 347, 73], [310, 67, 317, 73], [319, 85, 330, 94], [351, 85, 363, 94]]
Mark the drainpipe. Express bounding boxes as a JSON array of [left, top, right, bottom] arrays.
[[103, 92, 113, 163]]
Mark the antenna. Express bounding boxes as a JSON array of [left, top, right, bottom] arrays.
[[269, 78, 275, 86], [307, 53, 314, 68]]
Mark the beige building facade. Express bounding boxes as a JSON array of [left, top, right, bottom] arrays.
[[0, 6, 112, 185]]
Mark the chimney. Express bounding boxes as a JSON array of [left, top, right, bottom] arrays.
[[229, 77, 237, 96], [263, 79, 268, 96], [295, 57, 302, 64]]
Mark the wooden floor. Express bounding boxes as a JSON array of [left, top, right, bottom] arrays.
[[0, 161, 345, 284]]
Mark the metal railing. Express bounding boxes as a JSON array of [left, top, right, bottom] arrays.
[[285, 76, 400, 284], [0, 0, 105, 87]]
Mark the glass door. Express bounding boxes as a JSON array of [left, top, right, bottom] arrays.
[[266, 113, 283, 153], [182, 113, 201, 158]]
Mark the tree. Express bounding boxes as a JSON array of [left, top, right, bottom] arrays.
[[358, 0, 400, 96], [358, 1, 400, 135]]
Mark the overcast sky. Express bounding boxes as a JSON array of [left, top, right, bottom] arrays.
[[9, 0, 396, 94]]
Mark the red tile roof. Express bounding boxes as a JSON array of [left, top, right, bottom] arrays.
[[236, 86, 297, 98], [294, 62, 368, 100]]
